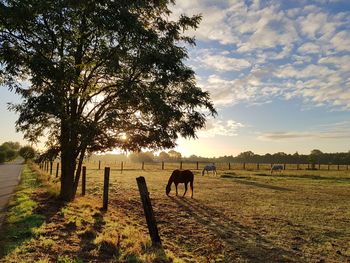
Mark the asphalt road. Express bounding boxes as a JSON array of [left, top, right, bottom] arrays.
[[0, 160, 23, 226]]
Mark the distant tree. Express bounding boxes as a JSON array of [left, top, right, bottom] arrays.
[[159, 151, 170, 161], [5, 149, 17, 160], [237, 151, 255, 162], [129, 151, 154, 163], [0, 1, 216, 201], [310, 149, 323, 156], [0, 141, 20, 161], [0, 151, 6, 163], [0, 144, 10, 152], [168, 150, 182, 160], [19, 146, 36, 162], [2, 141, 21, 151]]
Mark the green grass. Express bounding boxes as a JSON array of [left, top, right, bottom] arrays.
[[0, 165, 45, 257], [0, 165, 181, 263], [77, 167, 350, 262], [3, 163, 350, 262]]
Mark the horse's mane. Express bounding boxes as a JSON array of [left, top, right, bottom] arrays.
[[167, 169, 178, 186]]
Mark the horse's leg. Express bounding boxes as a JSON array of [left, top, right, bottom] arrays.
[[183, 183, 188, 197], [175, 183, 178, 196], [190, 180, 194, 198]]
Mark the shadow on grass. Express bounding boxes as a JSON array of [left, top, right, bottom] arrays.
[[0, 190, 65, 258], [256, 173, 350, 182], [170, 197, 300, 262], [220, 173, 292, 191], [231, 179, 293, 191]]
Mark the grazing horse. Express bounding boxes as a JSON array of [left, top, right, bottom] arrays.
[[271, 164, 283, 174], [202, 164, 217, 176], [166, 169, 194, 198]]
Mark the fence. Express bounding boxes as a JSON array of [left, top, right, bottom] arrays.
[[37, 160, 349, 246], [40, 160, 350, 178]]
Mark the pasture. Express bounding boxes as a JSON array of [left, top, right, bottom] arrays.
[[70, 163, 350, 262]]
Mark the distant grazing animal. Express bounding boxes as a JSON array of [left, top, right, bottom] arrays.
[[202, 164, 217, 176], [271, 164, 283, 174], [166, 169, 194, 198]]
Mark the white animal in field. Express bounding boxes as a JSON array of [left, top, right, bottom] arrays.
[[202, 163, 217, 176], [271, 164, 283, 174]]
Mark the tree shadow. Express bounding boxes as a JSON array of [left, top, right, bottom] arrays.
[[259, 173, 350, 182], [0, 191, 64, 258], [167, 196, 300, 262], [230, 179, 293, 191]]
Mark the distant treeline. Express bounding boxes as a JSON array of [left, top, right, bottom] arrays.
[[88, 149, 350, 165], [0, 141, 21, 163]]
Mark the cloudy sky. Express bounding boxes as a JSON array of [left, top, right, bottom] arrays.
[[169, 0, 350, 157], [1, 0, 350, 157]]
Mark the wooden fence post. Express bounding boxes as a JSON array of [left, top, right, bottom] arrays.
[[82, 166, 86, 196], [283, 164, 286, 170], [257, 163, 259, 170], [102, 167, 110, 211], [121, 161, 123, 174], [318, 163, 321, 170], [142, 162, 144, 170], [228, 162, 231, 170], [196, 161, 199, 170], [162, 161, 164, 170], [243, 162, 246, 170], [136, 176, 161, 246], [180, 161, 182, 170], [50, 161, 53, 175], [56, 163, 60, 178]]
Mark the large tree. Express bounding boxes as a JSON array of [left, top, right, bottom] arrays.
[[0, 0, 216, 201]]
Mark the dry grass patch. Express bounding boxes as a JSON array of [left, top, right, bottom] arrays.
[[78, 168, 350, 262]]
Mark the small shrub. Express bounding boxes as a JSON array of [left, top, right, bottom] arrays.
[[0, 151, 6, 163]]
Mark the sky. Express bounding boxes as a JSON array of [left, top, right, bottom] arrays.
[[172, 0, 350, 157], [1, 0, 350, 157]]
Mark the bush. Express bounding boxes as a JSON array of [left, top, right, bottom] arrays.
[[19, 146, 36, 161], [5, 149, 17, 161], [0, 151, 6, 163]]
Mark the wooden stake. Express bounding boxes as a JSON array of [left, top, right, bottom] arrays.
[[56, 162, 59, 178], [82, 166, 86, 196], [136, 176, 161, 246], [102, 167, 110, 211]]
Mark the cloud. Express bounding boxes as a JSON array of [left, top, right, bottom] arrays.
[[200, 53, 251, 72], [171, 0, 350, 110], [200, 69, 282, 107], [330, 31, 350, 51], [259, 131, 350, 141], [297, 42, 320, 54], [258, 121, 350, 141], [197, 118, 244, 137]]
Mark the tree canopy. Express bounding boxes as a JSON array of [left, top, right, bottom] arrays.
[[0, 0, 216, 200], [19, 145, 36, 161]]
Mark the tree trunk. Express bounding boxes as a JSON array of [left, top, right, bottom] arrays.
[[72, 147, 86, 197], [59, 120, 78, 201], [60, 144, 76, 201]]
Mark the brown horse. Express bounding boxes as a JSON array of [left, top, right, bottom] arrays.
[[166, 169, 194, 198]]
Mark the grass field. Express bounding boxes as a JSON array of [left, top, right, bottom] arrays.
[[71, 166, 350, 262], [2, 164, 350, 262]]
